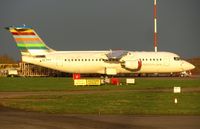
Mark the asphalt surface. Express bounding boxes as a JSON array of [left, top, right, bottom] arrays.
[[0, 106, 200, 129]]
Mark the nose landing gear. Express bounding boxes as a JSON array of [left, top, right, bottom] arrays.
[[180, 71, 192, 77]]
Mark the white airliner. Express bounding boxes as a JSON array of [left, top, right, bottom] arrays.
[[6, 25, 195, 75]]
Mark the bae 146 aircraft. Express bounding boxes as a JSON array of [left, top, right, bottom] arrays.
[[5, 25, 195, 76]]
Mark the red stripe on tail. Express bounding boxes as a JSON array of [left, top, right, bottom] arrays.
[[12, 32, 35, 35]]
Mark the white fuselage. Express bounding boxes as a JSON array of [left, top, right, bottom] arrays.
[[22, 51, 195, 75]]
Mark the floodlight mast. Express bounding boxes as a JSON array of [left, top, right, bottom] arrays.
[[154, 0, 158, 52]]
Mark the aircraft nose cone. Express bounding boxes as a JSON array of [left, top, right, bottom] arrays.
[[190, 64, 195, 70], [182, 61, 195, 71]]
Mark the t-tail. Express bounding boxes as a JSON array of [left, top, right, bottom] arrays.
[[5, 25, 54, 56]]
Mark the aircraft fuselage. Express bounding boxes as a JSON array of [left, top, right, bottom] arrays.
[[22, 51, 195, 75]]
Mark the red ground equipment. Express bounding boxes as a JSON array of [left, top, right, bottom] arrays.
[[111, 78, 120, 85], [73, 73, 81, 80]]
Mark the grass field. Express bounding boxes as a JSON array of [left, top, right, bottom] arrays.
[[0, 77, 200, 115], [0, 77, 200, 91]]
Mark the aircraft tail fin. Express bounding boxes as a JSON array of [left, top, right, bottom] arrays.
[[5, 25, 54, 56]]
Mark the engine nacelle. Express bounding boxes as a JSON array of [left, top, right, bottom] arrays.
[[122, 60, 142, 70]]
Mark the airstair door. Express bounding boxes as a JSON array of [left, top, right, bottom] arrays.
[[56, 57, 63, 67], [163, 58, 170, 66]]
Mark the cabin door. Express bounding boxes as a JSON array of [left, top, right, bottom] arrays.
[[56, 57, 63, 67], [163, 58, 170, 66]]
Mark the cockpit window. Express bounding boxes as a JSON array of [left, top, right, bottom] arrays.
[[174, 57, 181, 61]]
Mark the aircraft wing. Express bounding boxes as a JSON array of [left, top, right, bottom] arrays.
[[105, 50, 128, 60]]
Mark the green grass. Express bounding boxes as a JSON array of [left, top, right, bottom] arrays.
[[0, 77, 72, 91], [0, 77, 200, 91], [0, 77, 200, 115], [1, 92, 200, 115]]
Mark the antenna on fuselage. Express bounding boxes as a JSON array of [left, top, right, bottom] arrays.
[[154, 0, 158, 52]]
